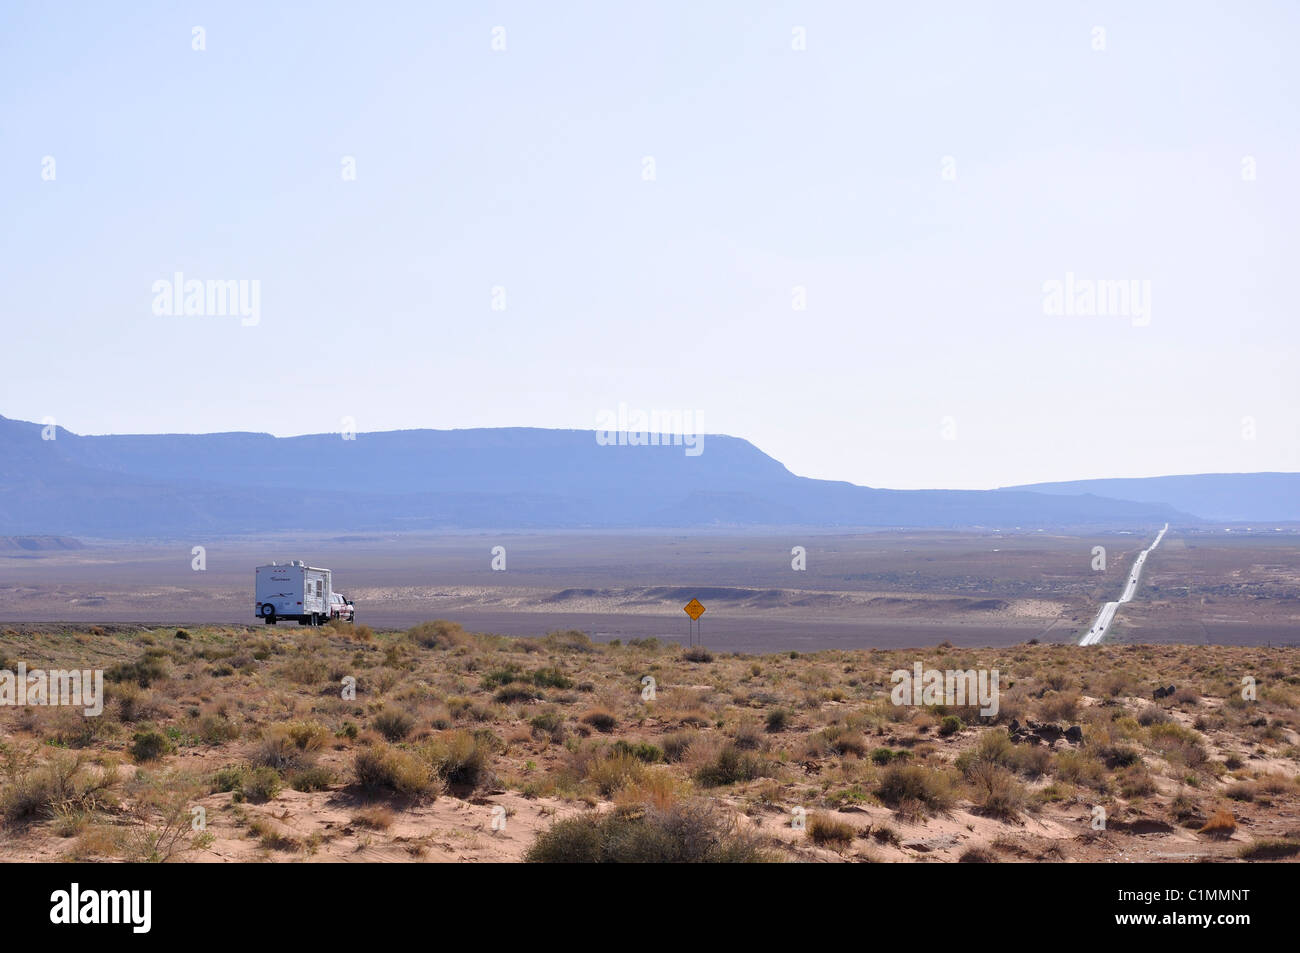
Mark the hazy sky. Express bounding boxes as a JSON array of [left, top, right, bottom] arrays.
[[2, 1, 1297, 489]]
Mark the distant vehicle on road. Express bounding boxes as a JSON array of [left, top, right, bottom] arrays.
[[330, 591, 355, 623], [255, 561, 351, 626]]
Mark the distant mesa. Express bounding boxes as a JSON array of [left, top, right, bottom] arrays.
[[0, 414, 1264, 538], [0, 535, 84, 551]]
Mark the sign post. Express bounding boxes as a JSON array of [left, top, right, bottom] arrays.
[[683, 598, 705, 647]]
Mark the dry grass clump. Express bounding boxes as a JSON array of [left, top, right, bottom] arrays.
[[586, 751, 649, 797], [373, 706, 416, 741], [661, 731, 699, 763], [579, 708, 617, 733], [353, 743, 441, 801], [407, 619, 473, 650], [1237, 838, 1300, 860], [807, 813, 857, 848], [0, 750, 118, 823], [967, 762, 1027, 820], [692, 741, 770, 788], [423, 729, 497, 790], [351, 806, 395, 830], [1198, 808, 1238, 838], [525, 799, 772, 863], [1053, 749, 1107, 790], [876, 764, 957, 817], [1037, 692, 1080, 722]]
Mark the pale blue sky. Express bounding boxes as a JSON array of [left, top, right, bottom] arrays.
[[2, 1, 1297, 489]]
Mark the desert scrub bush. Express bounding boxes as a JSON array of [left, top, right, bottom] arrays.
[[447, 696, 494, 723], [1199, 809, 1238, 838], [612, 740, 664, 763], [876, 764, 956, 816], [821, 726, 868, 758], [210, 764, 248, 794], [682, 647, 714, 663], [1007, 743, 1053, 779], [807, 813, 857, 849], [1255, 772, 1294, 795], [1238, 838, 1300, 860], [1094, 743, 1141, 769], [871, 823, 901, 845], [288, 765, 334, 792], [284, 719, 329, 751], [107, 649, 171, 688], [661, 731, 698, 763], [1037, 691, 1080, 722], [955, 729, 1015, 776], [107, 682, 158, 723], [0, 751, 118, 823], [1053, 749, 1107, 790], [1044, 671, 1071, 692], [425, 730, 495, 790], [525, 800, 771, 863], [276, 655, 327, 686], [408, 620, 473, 650], [693, 743, 770, 788], [1224, 782, 1256, 802], [197, 713, 240, 744], [123, 770, 204, 862], [343, 808, 393, 834], [586, 751, 648, 797], [240, 766, 283, 803], [967, 762, 1026, 820], [130, 728, 174, 763], [1118, 765, 1157, 798], [731, 721, 766, 751], [1137, 706, 1170, 727], [38, 706, 116, 749], [531, 666, 573, 689], [1147, 722, 1209, 770], [764, 708, 791, 733], [353, 744, 440, 800], [250, 728, 316, 774], [1100, 671, 1133, 697], [247, 816, 300, 852], [612, 768, 686, 813], [481, 664, 524, 689], [494, 683, 540, 704], [373, 706, 416, 742], [541, 629, 596, 654], [580, 708, 617, 733], [529, 709, 567, 742], [1146, 720, 1202, 746], [938, 715, 963, 737], [870, 747, 899, 766]]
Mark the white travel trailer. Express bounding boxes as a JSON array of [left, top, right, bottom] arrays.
[[255, 561, 333, 626]]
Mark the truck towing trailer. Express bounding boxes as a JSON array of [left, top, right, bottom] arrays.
[[255, 561, 345, 626]]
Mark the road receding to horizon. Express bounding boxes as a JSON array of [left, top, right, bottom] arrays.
[[1080, 523, 1169, 646]]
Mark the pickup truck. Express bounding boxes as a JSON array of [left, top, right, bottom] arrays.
[[330, 592, 355, 623]]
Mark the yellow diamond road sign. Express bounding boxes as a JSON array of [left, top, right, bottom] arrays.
[[683, 598, 705, 621]]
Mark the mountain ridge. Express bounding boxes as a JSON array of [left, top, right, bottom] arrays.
[[0, 414, 1203, 536]]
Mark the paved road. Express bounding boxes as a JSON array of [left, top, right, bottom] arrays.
[[1080, 523, 1168, 645]]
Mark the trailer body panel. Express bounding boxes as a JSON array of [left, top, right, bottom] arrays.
[[255, 562, 333, 624]]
